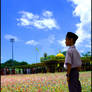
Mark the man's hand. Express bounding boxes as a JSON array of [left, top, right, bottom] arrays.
[[67, 76, 70, 83], [77, 67, 81, 71], [66, 73, 70, 83], [67, 63, 71, 74]]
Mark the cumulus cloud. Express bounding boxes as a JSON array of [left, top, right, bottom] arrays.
[[70, 0, 91, 47], [60, 0, 91, 50], [85, 44, 91, 48], [25, 40, 39, 46], [58, 39, 65, 47], [4, 34, 19, 41], [17, 10, 59, 30], [58, 39, 68, 51], [25, 34, 55, 46], [42, 11, 53, 17]]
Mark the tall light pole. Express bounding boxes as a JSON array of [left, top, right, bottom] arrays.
[[10, 38, 15, 62]]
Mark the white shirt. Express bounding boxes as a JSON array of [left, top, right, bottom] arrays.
[[64, 45, 82, 69]]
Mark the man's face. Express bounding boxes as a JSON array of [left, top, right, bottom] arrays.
[[65, 37, 73, 46]]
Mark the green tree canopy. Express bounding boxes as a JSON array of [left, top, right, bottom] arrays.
[[1, 59, 28, 68], [44, 52, 47, 57], [62, 51, 66, 56]]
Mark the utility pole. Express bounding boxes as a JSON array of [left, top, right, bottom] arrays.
[[10, 38, 15, 63]]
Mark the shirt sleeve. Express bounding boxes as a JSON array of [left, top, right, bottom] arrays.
[[65, 50, 72, 65]]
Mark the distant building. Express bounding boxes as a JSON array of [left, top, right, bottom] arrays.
[[56, 50, 65, 57]]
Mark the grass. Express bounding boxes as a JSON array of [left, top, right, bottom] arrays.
[[1, 71, 91, 92]]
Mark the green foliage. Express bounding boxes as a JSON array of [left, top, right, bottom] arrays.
[[81, 56, 92, 63], [40, 57, 45, 62], [56, 56, 65, 59], [81, 51, 91, 63], [20, 61, 28, 65], [62, 51, 66, 56], [44, 53, 47, 57], [82, 51, 91, 57], [1, 59, 28, 68], [2, 59, 18, 68], [40, 54, 65, 63], [40, 55, 56, 63], [48, 55, 56, 59], [1, 63, 5, 68]]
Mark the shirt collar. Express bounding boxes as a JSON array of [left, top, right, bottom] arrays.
[[69, 45, 75, 49]]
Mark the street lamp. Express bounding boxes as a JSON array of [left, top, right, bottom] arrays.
[[10, 38, 15, 61]]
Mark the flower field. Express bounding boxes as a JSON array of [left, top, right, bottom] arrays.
[[1, 72, 91, 92]]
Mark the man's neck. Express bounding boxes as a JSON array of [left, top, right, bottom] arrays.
[[69, 45, 75, 48]]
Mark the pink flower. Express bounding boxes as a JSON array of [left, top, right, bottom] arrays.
[[38, 88, 41, 92]]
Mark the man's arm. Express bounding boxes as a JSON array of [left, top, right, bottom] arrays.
[[67, 63, 71, 74], [66, 63, 71, 83]]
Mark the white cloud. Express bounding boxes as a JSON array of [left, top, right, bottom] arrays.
[[19, 11, 39, 19], [42, 11, 53, 17], [60, 0, 91, 51], [58, 39, 65, 47], [69, 0, 91, 47], [85, 45, 91, 48], [58, 39, 68, 51], [17, 10, 59, 30], [4, 34, 19, 41], [17, 18, 30, 26], [25, 40, 39, 46], [25, 34, 55, 47], [33, 18, 58, 30]]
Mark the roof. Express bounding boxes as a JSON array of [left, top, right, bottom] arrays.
[[56, 53, 64, 57], [56, 50, 64, 57]]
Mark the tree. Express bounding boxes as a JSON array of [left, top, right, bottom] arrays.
[[82, 51, 91, 57], [40, 57, 44, 63], [2, 59, 19, 68], [20, 61, 28, 65], [1, 59, 28, 68], [62, 51, 66, 56], [44, 53, 47, 57]]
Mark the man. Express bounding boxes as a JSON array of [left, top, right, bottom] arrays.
[[64, 32, 82, 92]]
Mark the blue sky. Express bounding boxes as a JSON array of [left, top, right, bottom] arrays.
[[1, 0, 91, 64]]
